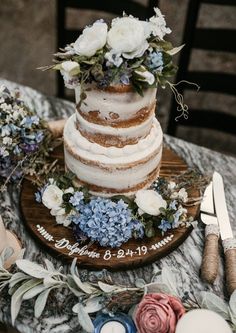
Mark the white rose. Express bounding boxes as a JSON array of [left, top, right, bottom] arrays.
[[61, 61, 80, 76], [42, 185, 63, 209], [74, 22, 108, 57], [149, 7, 171, 39], [135, 189, 167, 216], [135, 67, 155, 85], [107, 17, 149, 59]]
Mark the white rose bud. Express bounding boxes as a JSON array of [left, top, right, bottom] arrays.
[[135, 67, 155, 85], [42, 185, 63, 209], [74, 21, 108, 57], [135, 189, 167, 216], [61, 61, 80, 76]]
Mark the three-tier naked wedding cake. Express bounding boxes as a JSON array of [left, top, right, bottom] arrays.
[[45, 7, 180, 197], [64, 85, 162, 196]]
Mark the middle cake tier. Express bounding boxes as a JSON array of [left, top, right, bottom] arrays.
[[64, 114, 163, 197]]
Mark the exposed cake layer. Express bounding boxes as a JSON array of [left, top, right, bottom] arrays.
[[64, 114, 163, 196], [75, 85, 157, 126], [76, 107, 155, 147]]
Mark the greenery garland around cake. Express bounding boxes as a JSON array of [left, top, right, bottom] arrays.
[[35, 170, 206, 249], [41, 7, 199, 120]]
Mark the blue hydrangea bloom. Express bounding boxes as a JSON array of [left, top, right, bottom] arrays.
[[130, 219, 144, 239], [146, 52, 164, 73], [73, 197, 139, 248], [158, 219, 172, 232], [69, 191, 84, 210]]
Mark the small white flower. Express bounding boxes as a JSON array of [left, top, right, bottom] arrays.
[[171, 188, 188, 203], [42, 185, 63, 209], [64, 187, 75, 194], [135, 189, 167, 216], [50, 207, 66, 216], [73, 21, 108, 57], [149, 7, 171, 39], [2, 137, 12, 146], [105, 50, 123, 67], [12, 110, 20, 120], [55, 214, 71, 227], [168, 181, 177, 191], [107, 17, 149, 60], [61, 61, 80, 76], [135, 67, 155, 85]]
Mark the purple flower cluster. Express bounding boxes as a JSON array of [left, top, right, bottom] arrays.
[[0, 86, 46, 182]]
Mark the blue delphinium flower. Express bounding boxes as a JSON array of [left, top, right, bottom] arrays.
[[21, 115, 39, 128], [35, 131, 44, 143], [69, 191, 84, 210], [146, 51, 164, 73], [169, 200, 177, 210], [35, 191, 42, 203], [173, 208, 183, 227], [158, 219, 172, 232], [73, 197, 136, 248]]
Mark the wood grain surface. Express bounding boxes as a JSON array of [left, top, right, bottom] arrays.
[[20, 146, 199, 271]]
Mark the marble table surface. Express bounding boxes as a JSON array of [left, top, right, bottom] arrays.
[[0, 78, 236, 333]]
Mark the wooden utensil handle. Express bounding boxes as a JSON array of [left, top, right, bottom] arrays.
[[201, 233, 219, 284], [225, 248, 236, 295]]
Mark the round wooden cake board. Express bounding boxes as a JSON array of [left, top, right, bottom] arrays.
[[20, 146, 199, 271]]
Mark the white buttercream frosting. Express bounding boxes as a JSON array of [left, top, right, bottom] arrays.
[[64, 114, 162, 164]]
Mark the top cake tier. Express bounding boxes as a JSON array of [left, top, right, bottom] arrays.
[[75, 85, 157, 148]]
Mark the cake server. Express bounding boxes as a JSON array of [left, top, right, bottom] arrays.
[[213, 171, 236, 295], [200, 182, 220, 283]]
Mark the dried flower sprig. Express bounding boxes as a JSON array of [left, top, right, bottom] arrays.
[[0, 86, 60, 191]]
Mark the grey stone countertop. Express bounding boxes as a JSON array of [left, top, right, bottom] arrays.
[[0, 78, 235, 333]]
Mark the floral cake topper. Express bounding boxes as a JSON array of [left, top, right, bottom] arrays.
[[41, 7, 198, 119]]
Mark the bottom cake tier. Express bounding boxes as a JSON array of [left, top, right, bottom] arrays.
[[63, 114, 163, 196]]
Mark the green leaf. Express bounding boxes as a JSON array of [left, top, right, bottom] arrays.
[[34, 288, 52, 318], [145, 282, 173, 294], [145, 221, 155, 238], [73, 296, 103, 314], [200, 291, 230, 320], [16, 260, 51, 279], [11, 279, 41, 325], [73, 275, 96, 294], [166, 44, 185, 56], [22, 284, 46, 300], [161, 267, 178, 296], [135, 278, 146, 288], [98, 281, 119, 293], [77, 303, 94, 333]]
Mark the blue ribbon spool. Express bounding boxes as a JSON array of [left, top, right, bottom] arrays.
[[93, 313, 137, 333]]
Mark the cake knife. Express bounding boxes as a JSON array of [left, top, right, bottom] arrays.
[[213, 171, 236, 295], [200, 182, 220, 283]]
